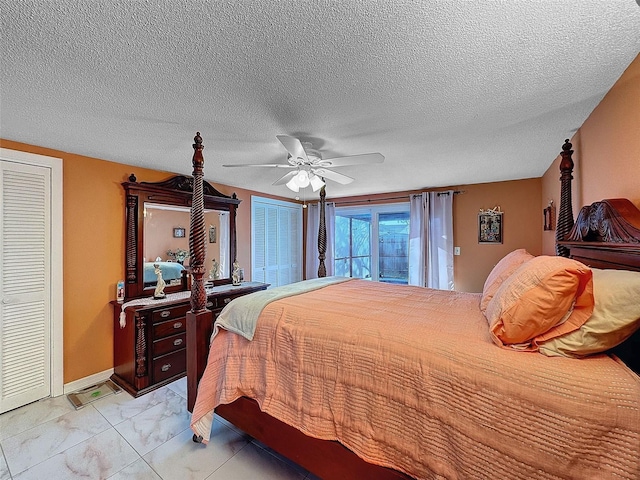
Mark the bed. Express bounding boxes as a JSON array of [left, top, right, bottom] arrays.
[[185, 136, 640, 480]]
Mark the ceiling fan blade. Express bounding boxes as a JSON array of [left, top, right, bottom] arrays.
[[312, 168, 354, 185], [272, 170, 298, 185], [320, 153, 384, 167], [276, 135, 309, 164], [222, 163, 296, 168]]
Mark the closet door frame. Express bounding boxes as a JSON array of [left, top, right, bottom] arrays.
[[0, 148, 63, 401]]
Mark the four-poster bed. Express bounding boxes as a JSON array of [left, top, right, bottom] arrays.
[[184, 135, 640, 479]]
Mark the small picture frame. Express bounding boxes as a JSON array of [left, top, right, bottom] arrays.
[[209, 225, 217, 243], [116, 280, 125, 303], [173, 227, 186, 238], [478, 212, 503, 244]]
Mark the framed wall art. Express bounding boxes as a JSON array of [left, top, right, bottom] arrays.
[[543, 200, 555, 231], [209, 225, 217, 243], [173, 227, 186, 238], [478, 209, 503, 244]]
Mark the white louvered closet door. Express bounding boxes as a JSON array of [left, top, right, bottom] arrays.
[[251, 202, 280, 286], [0, 160, 51, 413], [251, 196, 302, 287]]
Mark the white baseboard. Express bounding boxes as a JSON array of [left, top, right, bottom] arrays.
[[63, 368, 114, 395]]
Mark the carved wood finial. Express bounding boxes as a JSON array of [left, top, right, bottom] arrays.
[[556, 139, 575, 257], [192, 132, 204, 171], [559, 139, 574, 172]]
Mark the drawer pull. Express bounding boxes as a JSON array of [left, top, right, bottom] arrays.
[[206, 301, 214, 308], [160, 310, 171, 318], [223, 297, 231, 304], [173, 338, 183, 346], [161, 363, 172, 372], [173, 321, 183, 329]]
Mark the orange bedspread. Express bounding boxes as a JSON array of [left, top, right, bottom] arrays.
[[191, 280, 640, 480]]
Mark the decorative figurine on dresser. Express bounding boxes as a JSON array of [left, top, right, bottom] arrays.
[[153, 264, 166, 299], [111, 133, 268, 397], [232, 260, 242, 285]]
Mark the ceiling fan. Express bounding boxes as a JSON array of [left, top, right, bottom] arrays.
[[223, 135, 384, 192]]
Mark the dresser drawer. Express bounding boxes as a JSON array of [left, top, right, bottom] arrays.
[[152, 349, 186, 383], [151, 304, 190, 323], [153, 317, 186, 339], [217, 292, 249, 308], [152, 332, 186, 357]]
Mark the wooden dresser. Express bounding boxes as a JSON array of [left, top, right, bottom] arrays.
[[111, 282, 268, 397]]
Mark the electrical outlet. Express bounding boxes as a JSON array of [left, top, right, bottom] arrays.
[[454, 246, 461, 256]]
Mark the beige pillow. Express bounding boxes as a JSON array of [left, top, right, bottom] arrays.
[[480, 249, 534, 313], [485, 255, 594, 350], [538, 268, 640, 358]]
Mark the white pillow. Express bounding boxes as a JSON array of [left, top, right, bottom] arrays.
[[538, 268, 640, 358]]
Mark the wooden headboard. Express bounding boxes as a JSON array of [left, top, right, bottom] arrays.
[[555, 139, 640, 374]]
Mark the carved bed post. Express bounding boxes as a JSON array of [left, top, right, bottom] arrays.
[[317, 185, 327, 278], [556, 139, 575, 257], [189, 132, 207, 312], [187, 132, 214, 412]]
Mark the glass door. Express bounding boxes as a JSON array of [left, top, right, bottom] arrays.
[[334, 205, 410, 283], [335, 213, 372, 279]]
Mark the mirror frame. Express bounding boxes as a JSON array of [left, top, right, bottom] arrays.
[[123, 173, 241, 300]]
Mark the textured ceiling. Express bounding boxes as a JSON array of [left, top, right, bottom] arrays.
[[1, 1, 639, 199]]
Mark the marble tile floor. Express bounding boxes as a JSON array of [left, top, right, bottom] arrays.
[[0, 378, 321, 480]]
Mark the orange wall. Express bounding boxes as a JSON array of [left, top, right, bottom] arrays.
[[0, 138, 291, 384], [541, 54, 640, 255], [452, 179, 542, 292], [326, 177, 542, 293]]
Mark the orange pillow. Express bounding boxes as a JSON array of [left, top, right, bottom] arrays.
[[485, 255, 594, 350], [480, 249, 534, 313]]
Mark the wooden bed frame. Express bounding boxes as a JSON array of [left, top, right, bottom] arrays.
[[185, 136, 640, 479]]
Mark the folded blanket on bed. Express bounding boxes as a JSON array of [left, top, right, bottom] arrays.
[[213, 276, 352, 341]]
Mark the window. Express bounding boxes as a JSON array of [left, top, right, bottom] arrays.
[[334, 204, 410, 284], [251, 196, 302, 287]]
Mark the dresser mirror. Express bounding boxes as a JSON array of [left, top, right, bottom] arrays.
[[123, 174, 240, 300]]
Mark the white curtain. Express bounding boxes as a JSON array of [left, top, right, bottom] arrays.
[[427, 191, 454, 290], [409, 191, 454, 290], [408, 193, 428, 286], [305, 201, 336, 279]]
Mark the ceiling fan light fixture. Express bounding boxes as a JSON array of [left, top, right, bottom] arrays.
[[286, 176, 300, 192], [295, 169, 310, 188], [227, 135, 384, 193], [309, 174, 325, 192]]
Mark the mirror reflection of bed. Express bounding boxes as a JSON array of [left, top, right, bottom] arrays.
[[143, 203, 230, 287]]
